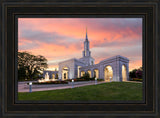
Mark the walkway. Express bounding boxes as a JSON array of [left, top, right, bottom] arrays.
[[18, 81, 106, 92], [18, 80, 142, 92]]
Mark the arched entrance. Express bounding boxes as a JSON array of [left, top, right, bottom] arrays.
[[77, 66, 81, 78], [81, 71, 85, 77], [62, 67, 69, 80], [55, 73, 58, 79], [122, 65, 127, 81], [52, 74, 55, 79], [93, 69, 99, 78], [87, 70, 91, 78], [104, 66, 113, 82]]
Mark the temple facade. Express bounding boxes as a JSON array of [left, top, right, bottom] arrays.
[[43, 29, 129, 82]]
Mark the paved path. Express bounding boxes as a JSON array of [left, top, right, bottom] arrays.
[[18, 81, 142, 92], [18, 81, 106, 92]]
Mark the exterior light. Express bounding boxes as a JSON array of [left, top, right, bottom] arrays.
[[72, 79, 74, 88], [95, 78, 97, 85], [29, 82, 32, 92], [117, 76, 120, 81], [110, 77, 112, 82]]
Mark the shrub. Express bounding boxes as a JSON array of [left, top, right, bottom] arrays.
[[75, 79, 89, 82], [90, 77, 95, 80], [136, 69, 143, 79], [131, 78, 142, 82], [80, 73, 90, 80], [129, 69, 137, 78], [28, 80, 68, 85], [97, 79, 104, 81], [129, 67, 143, 79], [66, 78, 90, 82]]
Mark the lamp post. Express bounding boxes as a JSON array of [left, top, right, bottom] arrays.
[[95, 78, 97, 85], [72, 79, 74, 88], [118, 76, 120, 82], [29, 82, 32, 93], [110, 77, 112, 82]]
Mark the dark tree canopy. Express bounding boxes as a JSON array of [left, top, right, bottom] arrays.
[[18, 51, 48, 80], [136, 67, 143, 79], [129, 67, 143, 79]]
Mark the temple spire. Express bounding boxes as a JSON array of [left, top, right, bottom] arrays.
[[83, 27, 90, 57], [86, 27, 88, 41]]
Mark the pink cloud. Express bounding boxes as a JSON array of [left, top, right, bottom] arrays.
[[18, 18, 142, 70], [129, 60, 142, 71], [19, 41, 81, 61]]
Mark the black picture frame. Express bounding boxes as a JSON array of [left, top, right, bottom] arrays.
[[0, 0, 159, 118]]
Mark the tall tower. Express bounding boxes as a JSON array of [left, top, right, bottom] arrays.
[[83, 28, 91, 57], [79, 28, 94, 66]]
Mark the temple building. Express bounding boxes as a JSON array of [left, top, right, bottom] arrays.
[[43, 29, 129, 82]]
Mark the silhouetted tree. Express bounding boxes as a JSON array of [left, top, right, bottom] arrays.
[[18, 51, 48, 80], [129, 69, 138, 78], [129, 67, 143, 79], [136, 67, 143, 79]]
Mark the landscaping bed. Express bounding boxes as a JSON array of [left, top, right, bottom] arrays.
[[65, 78, 104, 82], [130, 78, 143, 82], [28, 80, 68, 85]]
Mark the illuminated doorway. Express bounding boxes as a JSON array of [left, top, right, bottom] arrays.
[[81, 71, 85, 77], [87, 70, 91, 78], [104, 66, 113, 82], [62, 67, 69, 80], [77, 66, 81, 78], [122, 65, 127, 81], [93, 69, 99, 78], [52, 74, 55, 79], [55, 73, 58, 79]]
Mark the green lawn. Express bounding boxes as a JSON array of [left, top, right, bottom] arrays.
[[18, 82, 143, 101]]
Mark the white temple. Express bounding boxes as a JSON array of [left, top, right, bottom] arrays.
[[43, 29, 129, 82]]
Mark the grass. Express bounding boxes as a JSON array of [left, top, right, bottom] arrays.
[[18, 82, 143, 101]]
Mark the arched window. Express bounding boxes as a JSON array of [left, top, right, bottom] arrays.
[[64, 73, 66, 79], [62, 67, 69, 80]]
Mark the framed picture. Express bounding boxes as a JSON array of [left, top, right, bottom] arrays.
[[17, 17, 143, 102], [0, 0, 159, 118]]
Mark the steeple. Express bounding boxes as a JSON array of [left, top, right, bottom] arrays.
[[86, 27, 88, 41], [83, 28, 91, 57]]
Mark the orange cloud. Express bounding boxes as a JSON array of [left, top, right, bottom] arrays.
[[129, 59, 142, 71], [18, 18, 142, 70], [19, 41, 81, 62]]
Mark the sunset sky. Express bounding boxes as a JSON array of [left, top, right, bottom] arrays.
[[18, 18, 142, 71]]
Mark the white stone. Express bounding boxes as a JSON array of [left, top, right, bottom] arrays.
[[43, 30, 129, 82]]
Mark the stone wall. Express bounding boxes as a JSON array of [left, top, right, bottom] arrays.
[[58, 58, 85, 80], [79, 55, 129, 82], [43, 55, 129, 81], [43, 70, 58, 79]]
